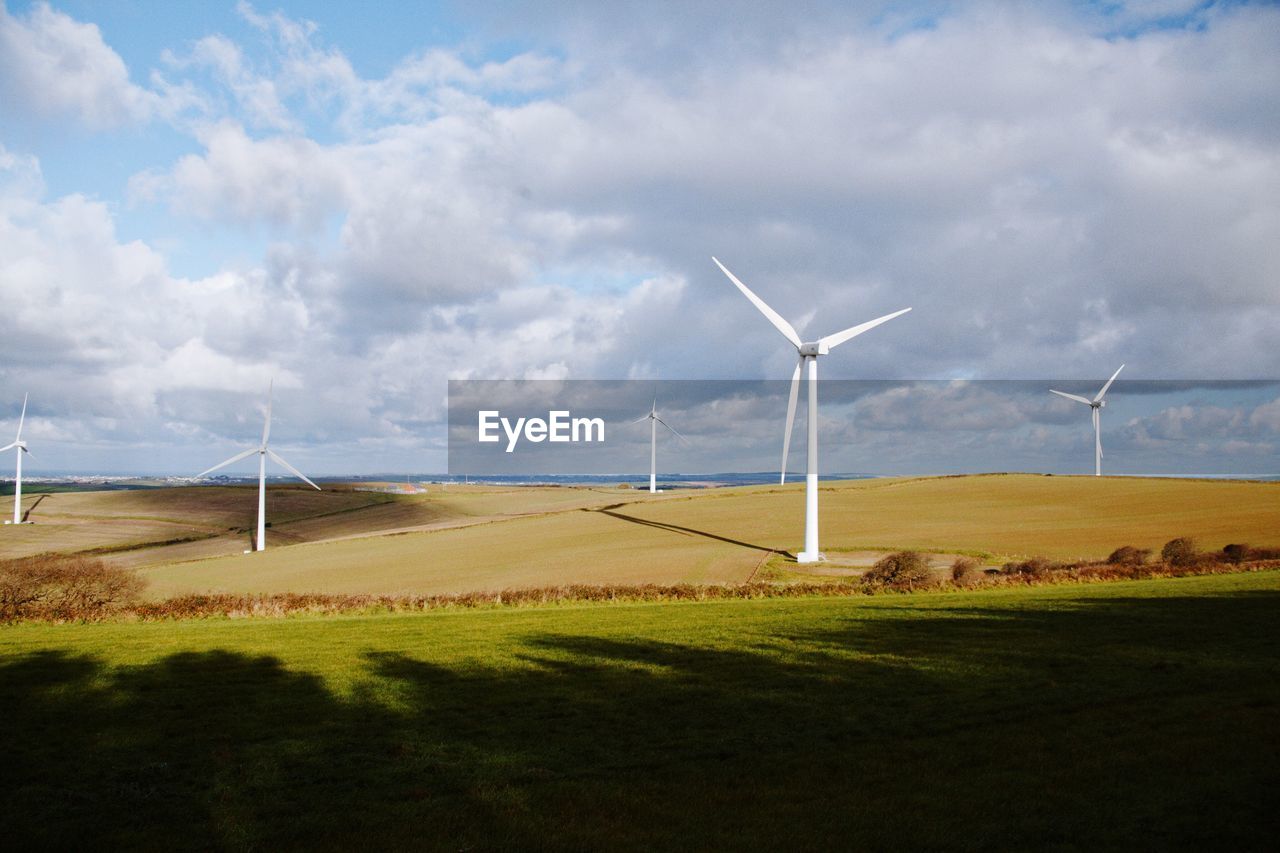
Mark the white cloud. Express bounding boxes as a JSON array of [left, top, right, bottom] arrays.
[[1222, 439, 1273, 456], [2, 1, 1279, 473], [0, 167, 311, 430], [129, 2, 1280, 380], [1120, 395, 1280, 457], [1247, 397, 1280, 434], [0, 2, 160, 127], [854, 382, 1031, 432], [130, 121, 350, 231], [179, 34, 297, 131], [0, 144, 42, 198], [1130, 404, 1246, 441]]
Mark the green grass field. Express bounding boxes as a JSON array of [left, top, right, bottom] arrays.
[[3, 571, 1278, 849]]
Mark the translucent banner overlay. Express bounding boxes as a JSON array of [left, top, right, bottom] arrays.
[[447, 380, 1280, 482]]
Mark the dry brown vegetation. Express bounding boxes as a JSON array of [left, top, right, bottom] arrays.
[[1106, 545, 1152, 565], [1161, 536, 1200, 566], [4, 542, 1276, 623], [865, 550, 936, 589], [950, 556, 982, 584], [1, 554, 145, 621]]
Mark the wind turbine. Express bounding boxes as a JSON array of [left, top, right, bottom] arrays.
[[632, 398, 685, 493], [713, 257, 911, 563], [1050, 365, 1124, 477], [2, 394, 31, 525], [196, 383, 320, 551]]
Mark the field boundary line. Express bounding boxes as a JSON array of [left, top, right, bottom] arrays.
[[746, 549, 775, 583]]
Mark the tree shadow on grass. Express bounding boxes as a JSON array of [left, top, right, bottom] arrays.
[[2, 590, 1279, 850]]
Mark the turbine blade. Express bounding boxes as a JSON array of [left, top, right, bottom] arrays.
[[712, 257, 802, 348], [0, 442, 15, 452], [196, 447, 259, 479], [781, 357, 802, 484], [262, 380, 274, 447], [631, 413, 652, 424], [1049, 389, 1093, 406], [267, 448, 321, 490], [1094, 363, 1125, 403], [654, 416, 688, 444], [15, 393, 27, 442], [820, 307, 912, 350]]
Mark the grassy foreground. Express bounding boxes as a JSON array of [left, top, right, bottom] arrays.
[[4, 571, 1279, 850]]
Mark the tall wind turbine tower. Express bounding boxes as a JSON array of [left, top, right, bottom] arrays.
[[196, 383, 320, 551], [632, 398, 685, 493], [714, 258, 910, 563], [2, 394, 31, 525], [1050, 365, 1124, 476]]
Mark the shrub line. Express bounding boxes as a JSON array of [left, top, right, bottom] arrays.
[[4, 547, 1278, 624]]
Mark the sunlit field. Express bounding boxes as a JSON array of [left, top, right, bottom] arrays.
[[127, 474, 1280, 596], [0, 483, 626, 568]]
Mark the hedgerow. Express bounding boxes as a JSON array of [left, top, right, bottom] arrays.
[[4, 548, 1278, 624]]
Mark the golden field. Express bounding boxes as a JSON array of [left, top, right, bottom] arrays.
[[2, 474, 1277, 597]]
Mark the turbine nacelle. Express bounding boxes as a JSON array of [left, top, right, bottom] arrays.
[[798, 341, 829, 357]]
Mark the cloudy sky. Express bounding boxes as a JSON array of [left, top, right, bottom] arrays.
[[1, 0, 1277, 476], [446, 380, 1280, 478]]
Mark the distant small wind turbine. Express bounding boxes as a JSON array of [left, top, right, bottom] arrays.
[[1050, 364, 1124, 476], [714, 257, 910, 563], [196, 383, 319, 551], [632, 398, 685, 493], [2, 394, 31, 525]]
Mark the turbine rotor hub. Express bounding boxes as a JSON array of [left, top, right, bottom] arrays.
[[798, 341, 829, 357]]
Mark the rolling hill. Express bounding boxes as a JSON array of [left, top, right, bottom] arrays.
[[3, 474, 1277, 597]]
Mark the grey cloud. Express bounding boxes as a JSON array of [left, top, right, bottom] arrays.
[[1121, 395, 1280, 446], [3, 1, 1279, 474], [129, 1, 1280, 385]]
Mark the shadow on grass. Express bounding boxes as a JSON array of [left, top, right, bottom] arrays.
[[3, 590, 1279, 850], [587, 503, 794, 559], [21, 493, 47, 522]]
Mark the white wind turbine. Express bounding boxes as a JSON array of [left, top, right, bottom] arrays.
[[2, 394, 32, 525], [1050, 364, 1124, 477], [196, 383, 320, 551], [714, 257, 911, 563], [632, 398, 685, 493]]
